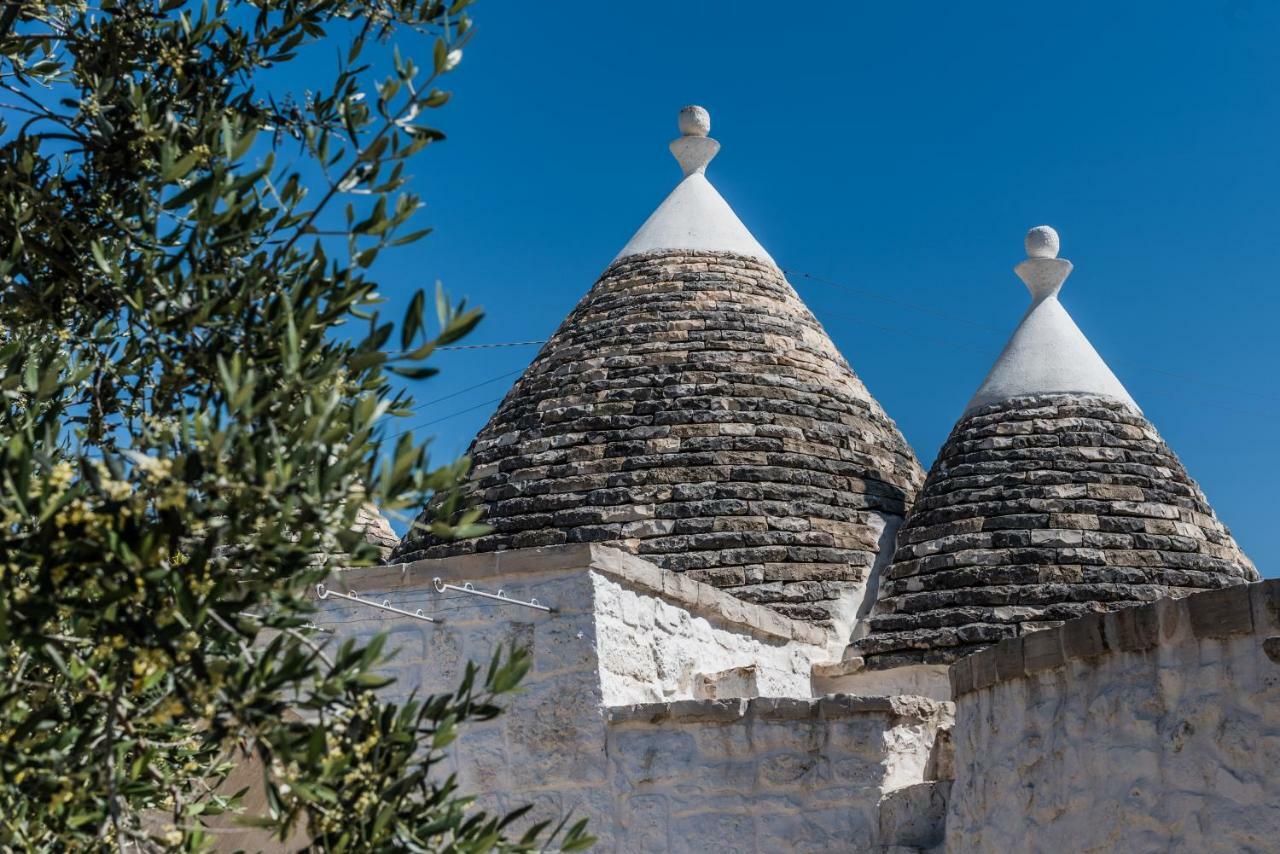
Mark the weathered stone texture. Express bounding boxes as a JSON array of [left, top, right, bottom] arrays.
[[946, 579, 1280, 853], [354, 503, 399, 560], [394, 250, 924, 626], [857, 393, 1256, 669], [307, 553, 949, 853], [605, 695, 953, 852]]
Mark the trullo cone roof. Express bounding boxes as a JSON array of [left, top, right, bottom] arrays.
[[393, 107, 925, 629], [855, 227, 1257, 669]]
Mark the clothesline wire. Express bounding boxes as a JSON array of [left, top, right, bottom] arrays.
[[313, 574, 567, 625]]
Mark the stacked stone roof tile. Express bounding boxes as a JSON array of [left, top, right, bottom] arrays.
[[393, 249, 924, 625], [858, 393, 1256, 668]]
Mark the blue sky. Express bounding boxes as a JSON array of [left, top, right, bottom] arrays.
[[361, 2, 1279, 575]]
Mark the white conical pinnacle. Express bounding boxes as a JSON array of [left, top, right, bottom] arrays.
[[613, 105, 773, 264], [963, 225, 1138, 414]]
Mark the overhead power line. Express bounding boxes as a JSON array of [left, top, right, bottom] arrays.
[[787, 267, 1280, 407], [388, 396, 504, 441], [408, 369, 522, 413], [381, 265, 1279, 440], [438, 340, 546, 351]]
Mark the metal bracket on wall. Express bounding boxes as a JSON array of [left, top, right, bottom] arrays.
[[316, 584, 438, 623], [432, 577, 554, 613]]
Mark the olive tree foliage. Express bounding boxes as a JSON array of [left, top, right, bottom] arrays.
[[0, 1, 590, 851]]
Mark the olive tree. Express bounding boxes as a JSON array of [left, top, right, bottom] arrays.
[[0, 1, 589, 850]]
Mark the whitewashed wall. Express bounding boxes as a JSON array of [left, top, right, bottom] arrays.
[[591, 573, 824, 703], [300, 546, 951, 853], [947, 582, 1280, 853]]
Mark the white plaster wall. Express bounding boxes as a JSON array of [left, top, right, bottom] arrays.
[[308, 562, 949, 852], [947, 624, 1280, 852], [614, 173, 774, 265], [591, 573, 822, 703], [315, 570, 615, 835]]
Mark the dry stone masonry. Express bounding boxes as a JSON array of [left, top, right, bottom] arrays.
[[946, 580, 1280, 853], [230, 105, 1280, 852], [859, 393, 1256, 668], [856, 227, 1256, 669], [396, 108, 924, 630], [395, 250, 922, 627]]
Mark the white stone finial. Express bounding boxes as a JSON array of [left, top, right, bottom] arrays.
[[679, 105, 711, 137], [669, 105, 719, 177], [1025, 225, 1060, 259], [1015, 225, 1072, 301]]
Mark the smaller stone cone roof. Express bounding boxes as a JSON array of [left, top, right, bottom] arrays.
[[855, 227, 1256, 669], [354, 503, 398, 561], [394, 107, 925, 630]]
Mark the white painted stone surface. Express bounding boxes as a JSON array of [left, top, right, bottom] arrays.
[[614, 107, 774, 264], [1024, 224, 1060, 259], [301, 551, 952, 852], [614, 172, 773, 264], [592, 573, 823, 704], [678, 104, 711, 137], [815, 662, 951, 702], [965, 226, 1138, 415], [606, 697, 953, 853], [947, 611, 1280, 852]]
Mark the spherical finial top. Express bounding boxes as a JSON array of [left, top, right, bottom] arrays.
[[1025, 225, 1060, 259], [678, 105, 711, 137]]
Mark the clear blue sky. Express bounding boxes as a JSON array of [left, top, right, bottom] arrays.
[[362, 2, 1278, 576]]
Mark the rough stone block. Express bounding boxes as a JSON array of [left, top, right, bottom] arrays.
[[661, 570, 702, 606], [970, 650, 998, 691], [752, 696, 818, 721], [665, 698, 748, 723], [949, 655, 974, 696], [1250, 579, 1280, 632], [1187, 585, 1254, 638], [1061, 612, 1107, 659], [1022, 626, 1065, 673], [606, 704, 670, 725], [1104, 604, 1160, 652], [818, 694, 894, 719], [993, 637, 1025, 682], [1155, 595, 1186, 642]]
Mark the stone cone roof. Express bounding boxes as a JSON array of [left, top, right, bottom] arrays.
[[854, 228, 1256, 669], [393, 248, 924, 626]]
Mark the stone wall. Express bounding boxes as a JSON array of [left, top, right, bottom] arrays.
[[592, 572, 827, 703], [290, 545, 953, 853], [946, 580, 1280, 853], [603, 695, 952, 852]]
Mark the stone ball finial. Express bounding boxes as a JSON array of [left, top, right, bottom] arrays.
[[1025, 225, 1060, 259], [678, 105, 711, 137]]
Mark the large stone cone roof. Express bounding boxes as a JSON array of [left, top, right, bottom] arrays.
[[855, 392, 1256, 669], [393, 249, 925, 626]]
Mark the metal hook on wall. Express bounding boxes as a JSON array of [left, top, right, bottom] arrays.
[[316, 584, 438, 623], [432, 577, 554, 613]]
